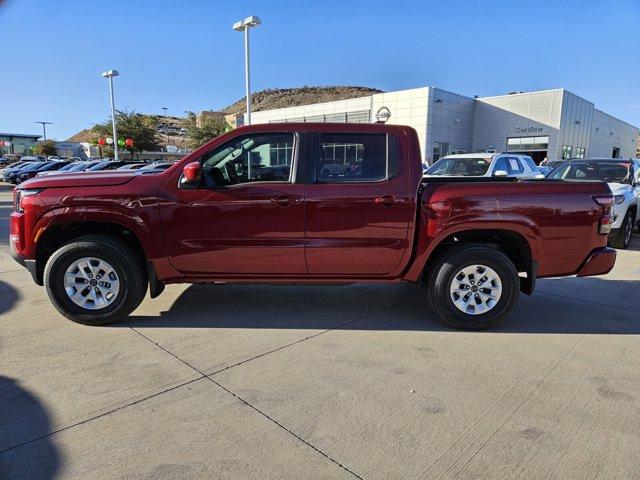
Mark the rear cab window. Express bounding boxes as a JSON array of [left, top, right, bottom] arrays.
[[316, 133, 398, 183]]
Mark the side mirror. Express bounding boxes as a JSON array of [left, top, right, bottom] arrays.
[[493, 170, 508, 177], [180, 161, 201, 188]]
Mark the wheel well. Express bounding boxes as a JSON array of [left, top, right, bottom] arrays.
[[422, 229, 535, 294], [35, 222, 146, 285]]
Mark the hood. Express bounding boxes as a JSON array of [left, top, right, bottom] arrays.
[[19, 171, 139, 189], [608, 182, 631, 196]]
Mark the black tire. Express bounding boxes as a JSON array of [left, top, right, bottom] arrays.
[[426, 245, 520, 330], [44, 234, 147, 325], [609, 209, 632, 249]]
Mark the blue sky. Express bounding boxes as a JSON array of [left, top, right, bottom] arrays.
[[1, 0, 639, 140]]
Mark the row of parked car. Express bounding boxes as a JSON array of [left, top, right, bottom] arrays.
[[424, 152, 640, 250], [0, 157, 175, 186]]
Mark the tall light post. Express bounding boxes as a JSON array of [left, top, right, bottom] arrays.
[[35, 121, 53, 141], [161, 106, 169, 147], [233, 15, 261, 126], [101, 69, 120, 160]]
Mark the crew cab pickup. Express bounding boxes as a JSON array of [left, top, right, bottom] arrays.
[[10, 123, 616, 329]]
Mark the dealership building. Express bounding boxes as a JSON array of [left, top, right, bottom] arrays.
[[249, 87, 639, 164]]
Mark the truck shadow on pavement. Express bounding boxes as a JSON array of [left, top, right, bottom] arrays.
[[0, 375, 60, 480], [127, 277, 640, 335], [0, 200, 13, 246], [0, 280, 19, 316]]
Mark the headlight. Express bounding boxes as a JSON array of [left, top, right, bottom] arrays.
[[14, 189, 42, 213], [614, 195, 625, 205]]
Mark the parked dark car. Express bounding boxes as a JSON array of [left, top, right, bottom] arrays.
[[16, 161, 72, 184], [138, 162, 174, 172], [85, 160, 141, 172], [539, 160, 565, 176], [115, 163, 147, 171], [3, 162, 39, 183], [36, 161, 102, 177]]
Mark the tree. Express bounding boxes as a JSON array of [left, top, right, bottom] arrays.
[[33, 140, 57, 156], [91, 110, 160, 159], [184, 112, 228, 149]]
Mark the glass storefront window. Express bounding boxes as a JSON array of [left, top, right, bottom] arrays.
[[562, 145, 573, 159], [507, 136, 549, 151]]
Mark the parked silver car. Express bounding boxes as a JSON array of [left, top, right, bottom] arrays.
[[425, 153, 543, 179], [547, 158, 640, 249]]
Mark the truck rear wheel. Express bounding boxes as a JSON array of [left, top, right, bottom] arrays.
[[426, 245, 520, 330], [44, 235, 147, 326]]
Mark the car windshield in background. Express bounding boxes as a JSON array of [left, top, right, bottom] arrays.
[[87, 161, 110, 171], [548, 161, 632, 184], [140, 163, 172, 171], [425, 157, 491, 176], [57, 163, 81, 171]]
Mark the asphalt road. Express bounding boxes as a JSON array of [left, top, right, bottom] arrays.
[[1, 182, 639, 479]]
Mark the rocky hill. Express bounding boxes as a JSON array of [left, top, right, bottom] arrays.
[[223, 86, 382, 114]]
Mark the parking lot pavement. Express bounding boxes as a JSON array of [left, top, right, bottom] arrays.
[[1, 183, 639, 479]]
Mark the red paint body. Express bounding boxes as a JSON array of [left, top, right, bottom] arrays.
[[10, 123, 615, 290]]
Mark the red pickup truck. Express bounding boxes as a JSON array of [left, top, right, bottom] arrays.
[[10, 123, 616, 329]]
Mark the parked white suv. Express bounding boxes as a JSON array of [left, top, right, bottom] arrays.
[[547, 158, 640, 249], [425, 153, 543, 179]]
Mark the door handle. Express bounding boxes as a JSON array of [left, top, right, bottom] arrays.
[[271, 194, 295, 207], [374, 194, 395, 207]]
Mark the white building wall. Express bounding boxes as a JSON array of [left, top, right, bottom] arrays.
[[556, 91, 594, 159], [472, 89, 563, 159], [425, 87, 475, 162], [588, 109, 639, 159], [370, 87, 429, 161]]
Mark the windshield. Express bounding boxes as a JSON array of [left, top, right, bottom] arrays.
[[87, 161, 110, 171], [425, 157, 492, 176], [58, 163, 79, 171], [140, 163, 171, 171], [548, 161, 632, 184]]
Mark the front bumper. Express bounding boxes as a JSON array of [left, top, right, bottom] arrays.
[[611, 203, 628, 229], [9, 236, 39, 283], [576, 247, 616, 277]]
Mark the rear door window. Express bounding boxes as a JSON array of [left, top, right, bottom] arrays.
[[316, 133, 398, 182]]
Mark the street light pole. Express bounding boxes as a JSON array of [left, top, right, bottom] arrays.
[[233, 15, 261, 126], [35, 121, 53, 141], [243, 27, 251, 125], [101, 69, 120, 160]]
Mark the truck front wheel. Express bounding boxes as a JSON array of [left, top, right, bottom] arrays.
[[426, 246, 520, 330], [44, 235, 147, 325]]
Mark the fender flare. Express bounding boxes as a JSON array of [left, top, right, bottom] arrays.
[[405, 213, 542, 288]]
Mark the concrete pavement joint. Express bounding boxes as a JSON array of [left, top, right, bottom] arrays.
[[0, 376, 206, 456], [207, 376, 365, 480], [207, 295, 421, 377], [450, 334, 586, 479]]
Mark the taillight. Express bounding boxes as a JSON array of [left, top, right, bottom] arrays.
[[593, 195, 614, 235]]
